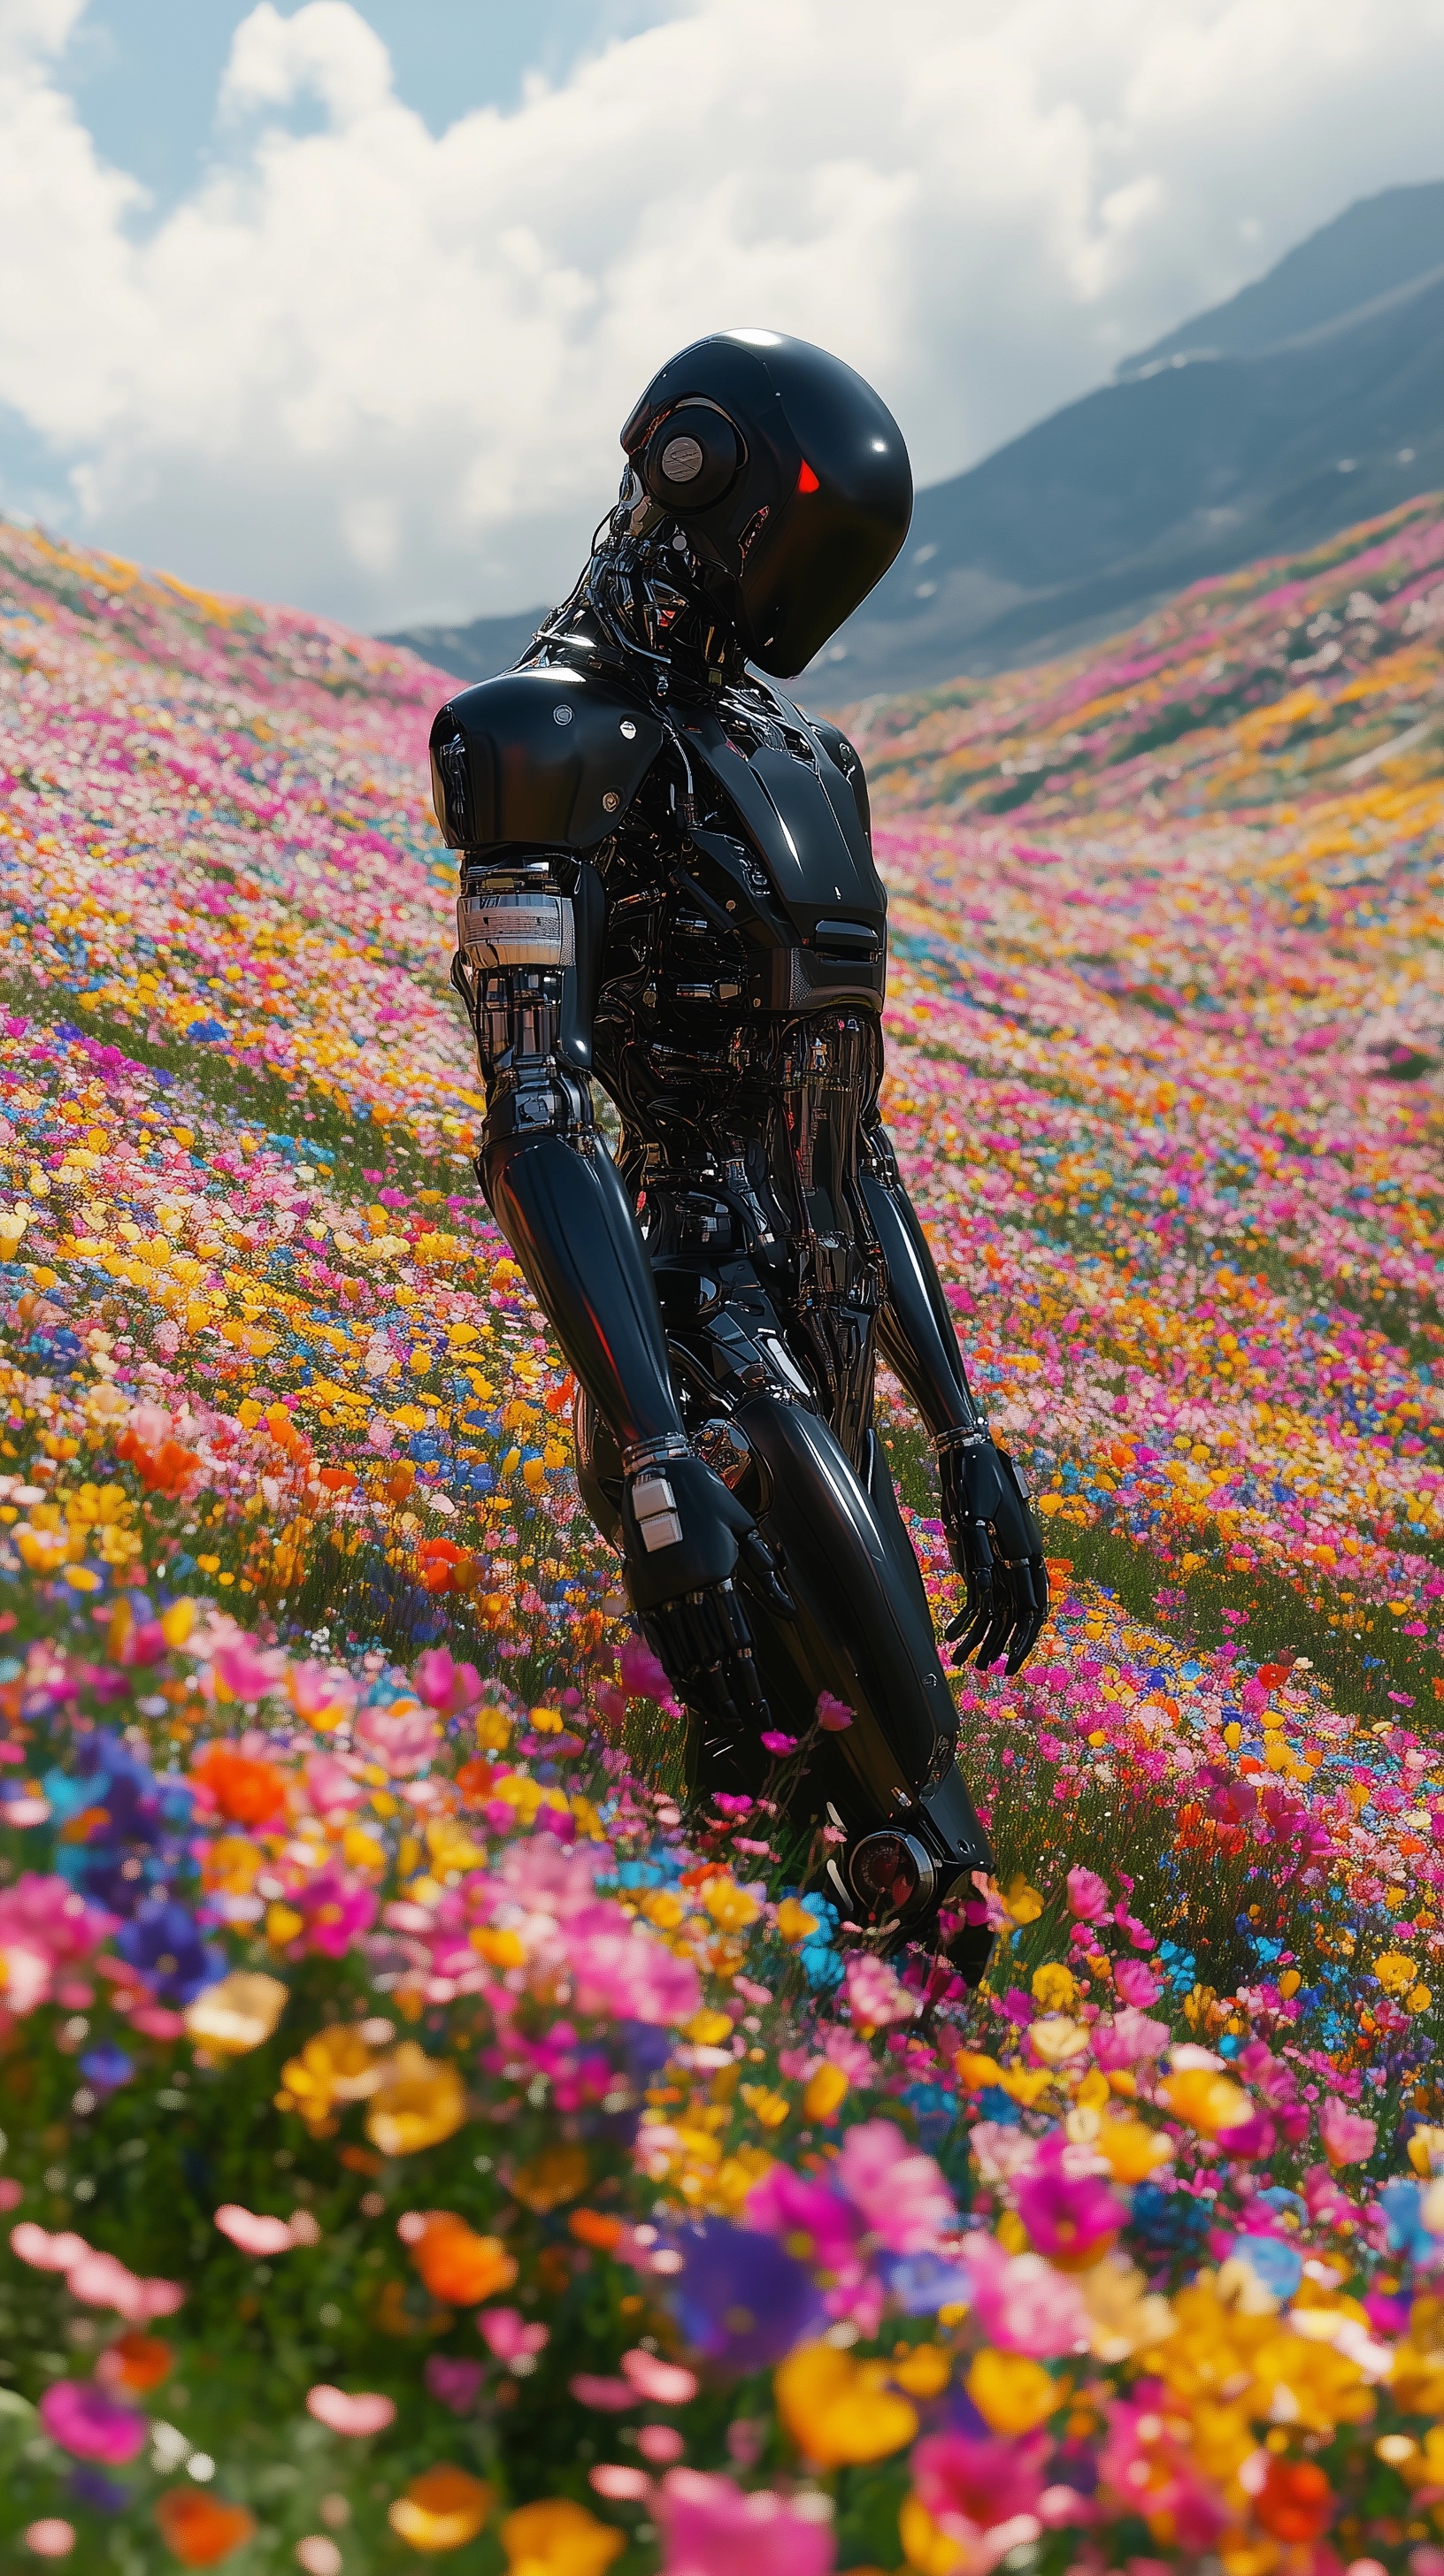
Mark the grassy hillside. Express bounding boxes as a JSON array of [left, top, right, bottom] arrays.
[[0, 504, 1440, 2573]]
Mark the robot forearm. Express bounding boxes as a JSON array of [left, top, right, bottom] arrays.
[[858, 1116, 984, 1439]]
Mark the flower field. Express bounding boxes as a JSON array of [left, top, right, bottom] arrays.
[[0, 491, 1440, 2574]]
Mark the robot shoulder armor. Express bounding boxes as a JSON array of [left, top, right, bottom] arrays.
[[429, 668, 665, 852]]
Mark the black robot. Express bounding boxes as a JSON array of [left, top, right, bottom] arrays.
[[432, 332, 1048, 1973]]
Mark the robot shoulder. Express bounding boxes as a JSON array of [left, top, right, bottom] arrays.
[[429, 667, 665, 853], [809, 716, 872, 844]]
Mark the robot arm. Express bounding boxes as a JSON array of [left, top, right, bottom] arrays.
[[451, 852, 787, 1719], [859, 1111, 1048, 1674]]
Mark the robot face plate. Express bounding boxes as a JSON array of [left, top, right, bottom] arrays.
[[620, 332, 912, 676]]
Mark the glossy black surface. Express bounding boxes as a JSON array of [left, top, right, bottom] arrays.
[[441, 341, 1048, 1970]]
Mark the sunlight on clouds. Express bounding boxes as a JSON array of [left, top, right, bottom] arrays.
[[0, 0, 1439, 626]]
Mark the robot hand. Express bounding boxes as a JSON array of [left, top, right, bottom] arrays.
[[936, 1426, 1049, 1675], [620, 1442, 793, 1729]]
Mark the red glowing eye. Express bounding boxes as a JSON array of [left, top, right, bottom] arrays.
[[796, 459, 820, 494]]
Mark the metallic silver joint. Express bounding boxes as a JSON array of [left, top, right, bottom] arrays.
[[934, 1422, 987, 1457], [622, 1435, 692, 1475]]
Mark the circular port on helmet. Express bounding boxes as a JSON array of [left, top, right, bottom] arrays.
[[849, 1830, 936, 1917]]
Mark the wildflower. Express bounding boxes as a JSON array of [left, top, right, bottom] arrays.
[[276, 2026, 380, 2132], [964, 2349, 1060, 2435], [189, 1741, 288, 1825], [1014, 2146, 1125, 2271], [1162, 2066, 1252, 2138], [355, 1697, 441, 1775], [773, 2342, 918, 2466], [115, 1898, 219, 2007], [1030, 1961, 1076, 2012], [97, 2333, 173, 2394], [654, 2467, 836, 2576], [834, 2119, 956, 2253], [502, 2498, 623, 2576], [902, 2429, 1046, 2573], [663, 2220, 823, 2374], [365, 2043, 466, 2156], [962, 2234, 1088, 2358], [22, 2524, 76, 2560], [388, 2467, 495, 2553], [801, 2062, 848, 2124], [411, 2213, 518, 2305], [305, 2386, 397, 2435], [184, 1970, 287, 2058], [701, 1877, 761, 1932], [39, 2381, 147, 2465], [1319, 2102, 1377, 2166], [843, 1952, 916, 2031], [1066, 1865, 1110, 1920], [774, 1898, 818, 1943], [1079, 2251, 1177, 2361], [426, 2355, 485, 2413], [478, 2306, 549, 2365], [815, 1694, 853, 1732], [287, 1661, 356, 1733], [1254, 2458, 1334, 2544]]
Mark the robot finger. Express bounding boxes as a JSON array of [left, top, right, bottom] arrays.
[[1001, 1559, 1049, 1674]]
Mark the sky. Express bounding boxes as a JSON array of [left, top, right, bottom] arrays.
[[0, 0, 1441, 634]]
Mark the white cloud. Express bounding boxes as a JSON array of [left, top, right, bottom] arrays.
[[0, 0, 1440, 628]]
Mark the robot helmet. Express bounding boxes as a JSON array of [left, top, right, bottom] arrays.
[[618, 331, 912, 677]]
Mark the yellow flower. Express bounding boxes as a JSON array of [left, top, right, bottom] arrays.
[[1251, 2324, 1373, 2431], [1001, 1874, 1043, 1925], [388, 2466, 494, 2553], [775, 1897, 819, 1943], [277, 2025, 380, 2132], [640, 1889, 687, 1930], [475, 1706, 513, 1753], [1029, 2016, 1090, 2066], [740, 2085, 791, 2128], [471, 1926, 527, 1969], [511, 2142, 590, 2213], [802, 2062, 849, 2124], [365, 2043, 466, 2157], [965, 2348, 1060, 2435], [265, 1901, 305, 1950], [701, 1876, 761, 1931], [502, 2500, 624, 2576], [1031, 1961, 1078, 2012], [1374, 1950, 1418, 1997], [1079, 2252, 1177, 2363], [184, 1971, 288, 2058], [1095, 2116, 1172, 2185], [682, 2007, 734, 2045], [774, 2342, 918, 2467], [899, 2498, 964, 2576], [954, 2050, 1002, 2091], [199, 1835, 263, 1898], [890, 2343, 951, 2397], [1162, 2067, 1251, 2138]]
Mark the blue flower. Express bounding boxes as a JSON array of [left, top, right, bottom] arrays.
[[878, 2249, 973, 2315], [78, 2043, 134, 2093], [1379, 2178, 1434, 2264], [1229, 2235, 1303, 2304]]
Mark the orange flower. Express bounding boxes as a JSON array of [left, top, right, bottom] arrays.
[[154, 2490, 257, 2567], [191, 1743, 288, 1827], [411, 2213, 518, 2306], [103, 2332, 173, 2393], [388, 2466, 494, 2552], [1255, 2459, 1333, 2545]]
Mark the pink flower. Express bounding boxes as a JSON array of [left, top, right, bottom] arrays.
[[212, 1639, 284, 1703], [815, 1693, 854, 1732], [214, 2205, 301, 2256], [478, 2305, 549, 2365], [1092, 2009, 1170, 2070], [1014, 2143, 1125, 2271], [1112, 1959, 1164, 2009], [961, 2234, 1088, 2358], [39, 2380, 147, 2465], [835, 2120, 956, 2252], [744, 2166, 859, 2272], [414, 1648, 457, 1710], [0, 1875, 112, 2017], [425, 2355, 484, 2414], [354, 1698, 441, 1775], [1098, 2383, 1225, 2553], [911, 2430, 1047, 2566], [1320, 2102, 1377, 2168], [303, 1752, 364, 1820], [305, 2385, 396, 2436], [571, 2374, 636, 2411], [22, 2523, 75, 2560], [621, 2347, 698, 2404], [619, 1633, 673, 1702], [843, 1953, 916, 2031], [287, 1864, 377, 1959], [655, 2467, 835, 2576], [639, 2426, 686, 2465], [1066, 1866, 1110, 1922], [287, 1660, 357, 1731], [760, 1732, 798, 1756], [564, 1902, 701, 2026]]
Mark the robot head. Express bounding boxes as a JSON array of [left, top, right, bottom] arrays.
[[618, 331, 912, 677]]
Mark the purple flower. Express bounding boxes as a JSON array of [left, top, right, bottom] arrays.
[[114, 1898, 219, 2006], [815, 1693, 854, 1732], [39, 2382, 147, 2465], [744, 2166, 859, 2273], [661, 2220, 823, 2376], [1014, 2143, 1125, 2271], [67, 2466, 129, 2513]]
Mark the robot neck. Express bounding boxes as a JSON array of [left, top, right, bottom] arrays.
[[581, 510, 746, 691]]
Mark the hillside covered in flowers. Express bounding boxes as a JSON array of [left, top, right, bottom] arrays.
[[0, 493, 1440, 2574]]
